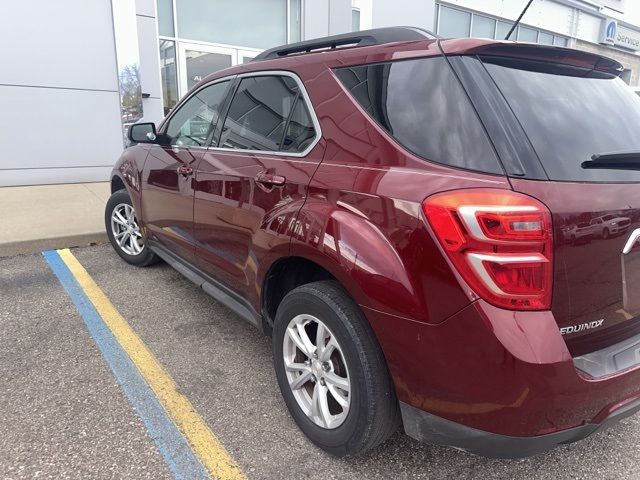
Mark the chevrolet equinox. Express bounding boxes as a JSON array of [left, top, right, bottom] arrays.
[[106, 27, 640, 458]]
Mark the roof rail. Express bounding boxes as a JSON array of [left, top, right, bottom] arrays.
[[251, 26, 437, 62]]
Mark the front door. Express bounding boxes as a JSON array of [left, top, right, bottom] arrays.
[[193, 73, 323, 305], [141, 79, 233, 262]]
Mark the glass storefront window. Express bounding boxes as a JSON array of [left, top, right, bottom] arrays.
[[496, 21, 514, 40], [538, 32, 554, 45], [159, 40, 178, 115], [435, 4, 570, 49], [472, 15, 495, 39], [518, 26, 538, 42], [177, 0, 287, 50], [438, 5, 471, 38], [156, 0, 175, 37], [554, 36, 568, 47], [184, 49, 232, 90]]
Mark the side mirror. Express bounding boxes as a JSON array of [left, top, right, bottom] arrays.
[[129, 122, 158, 144]]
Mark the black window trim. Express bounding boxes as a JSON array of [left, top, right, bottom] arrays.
[[209, 70, 322, 157]]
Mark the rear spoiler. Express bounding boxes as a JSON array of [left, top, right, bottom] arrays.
[[439, 39, 624, 76]]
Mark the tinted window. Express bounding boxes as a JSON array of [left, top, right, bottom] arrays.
[[334, 57, 502, 174], [282, 99, 316, 152], [220, 75, 315, 152], [165, 81, 230, 147], [484, 60, 640, 182]]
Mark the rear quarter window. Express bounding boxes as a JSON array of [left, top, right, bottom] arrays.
[[334, 57, 504, 175]]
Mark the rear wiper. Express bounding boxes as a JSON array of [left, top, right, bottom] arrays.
[[582, 151, 640, 170]]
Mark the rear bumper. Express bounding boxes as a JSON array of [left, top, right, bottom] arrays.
[[362, 300, 640, 456], [400, 397, 640, 458]]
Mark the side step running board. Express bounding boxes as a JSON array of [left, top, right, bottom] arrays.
[[149, 241, 261, 328]]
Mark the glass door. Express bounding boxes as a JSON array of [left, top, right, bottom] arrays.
[[178, 43, 236, 95]]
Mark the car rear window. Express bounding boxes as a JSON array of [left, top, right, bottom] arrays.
[[482, 58, 640, 182], [334, 57, 503, 175]]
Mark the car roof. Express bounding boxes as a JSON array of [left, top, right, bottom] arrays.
[[194, 26, 623, 91]]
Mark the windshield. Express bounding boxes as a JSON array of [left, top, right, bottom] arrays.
[[483, 58, 640, 182]]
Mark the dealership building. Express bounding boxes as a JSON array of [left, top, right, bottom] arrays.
[[2, 0, 640, 186]]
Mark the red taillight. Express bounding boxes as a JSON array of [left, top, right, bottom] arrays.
[[422, 189, 553, 311]]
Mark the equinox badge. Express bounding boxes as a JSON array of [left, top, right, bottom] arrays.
[[560, 319, 604, 335]]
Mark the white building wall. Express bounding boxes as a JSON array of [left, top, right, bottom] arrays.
[[304, 0, 352, 39], [0, 0, 123, 187], [441, 0, 634, 47], [371, 0, 435, 31], [352, 0, 373, 30], [442, 0, 574, 37], [136, 0, 164, 124]]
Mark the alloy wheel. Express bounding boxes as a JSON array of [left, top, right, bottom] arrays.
[[283, 314, 351, 429], [110, 203, 144, 256]]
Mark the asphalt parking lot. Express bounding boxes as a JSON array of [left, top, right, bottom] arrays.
[[3, 244, 640, 479]]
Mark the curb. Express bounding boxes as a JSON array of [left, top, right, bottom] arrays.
[[0, 232, 108, 257]]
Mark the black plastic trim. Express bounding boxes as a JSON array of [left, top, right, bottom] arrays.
[[400, 400, 640, 458], [148, 240, 261, 328], [252, 27, 436, 61], [448, 55, 548, 180]]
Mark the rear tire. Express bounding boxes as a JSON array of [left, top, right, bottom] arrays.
[[272, 280, 399, 456], [105, 189, 158, 266]]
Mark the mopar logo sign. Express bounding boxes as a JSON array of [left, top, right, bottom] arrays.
[[601, 18, 617, 45], [600, 18, 640, 50]]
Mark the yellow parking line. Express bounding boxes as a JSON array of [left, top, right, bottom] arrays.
[[57, 248, 246, 480]]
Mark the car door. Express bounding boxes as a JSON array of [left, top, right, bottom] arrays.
[[193, 73, 323, 303], [141, 79, 232, 263]]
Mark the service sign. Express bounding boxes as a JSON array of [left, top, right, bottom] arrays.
[[600, 17, 640, 51]]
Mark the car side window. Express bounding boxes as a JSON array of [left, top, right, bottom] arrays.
[[334, 57, 503, 174], [165, 80, 230, 147], [219, 75, 315, 153], [282, 99, 316, 153]]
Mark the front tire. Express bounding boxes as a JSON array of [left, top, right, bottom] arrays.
[[273, 280, 399, 456], [105, 189, 158, 266]]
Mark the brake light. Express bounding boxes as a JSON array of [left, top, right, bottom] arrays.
[[422, 189, 553, 310]]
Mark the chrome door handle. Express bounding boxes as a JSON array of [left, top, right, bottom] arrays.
[[255, 171, 286, 187]]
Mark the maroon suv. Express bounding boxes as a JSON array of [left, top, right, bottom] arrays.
[[106, 27, 640, 458]]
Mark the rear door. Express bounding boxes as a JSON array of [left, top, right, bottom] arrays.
[[141, 79, 232, 262], [476, 54, 640, 356], [193, 73, 324, 302]]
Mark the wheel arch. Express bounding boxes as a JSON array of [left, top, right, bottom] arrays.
[[111, 174, 125, 193], [261, 255, 348, 336]]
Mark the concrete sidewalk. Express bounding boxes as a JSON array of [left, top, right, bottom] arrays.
[[0, 182, 110, 257]]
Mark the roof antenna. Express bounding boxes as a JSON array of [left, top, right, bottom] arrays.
[[505, 0, 534, 40]]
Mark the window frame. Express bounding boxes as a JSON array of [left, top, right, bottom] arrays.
[[159, 71, 322, 156], [161, 77, 234, 148], [209, 70, 322, 158]]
